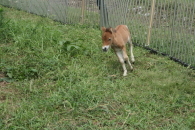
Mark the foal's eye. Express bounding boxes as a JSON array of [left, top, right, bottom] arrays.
[[108, 38, 111, 41]]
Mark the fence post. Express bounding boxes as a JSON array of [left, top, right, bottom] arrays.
[[81, 0, 85, 24], [146, 0, 156, 46]]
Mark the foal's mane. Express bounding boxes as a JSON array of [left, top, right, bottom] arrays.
[[105, 27, 116, 33]]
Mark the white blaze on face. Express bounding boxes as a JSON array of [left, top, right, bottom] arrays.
[[102, 45, 110, 52]]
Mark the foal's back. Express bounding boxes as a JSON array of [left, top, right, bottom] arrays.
[[114, 25, 130, 43]]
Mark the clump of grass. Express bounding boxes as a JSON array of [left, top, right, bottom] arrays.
[[0, 7, 98, 81], [0, 7, 3, 25], [0, 6, 195, 130]]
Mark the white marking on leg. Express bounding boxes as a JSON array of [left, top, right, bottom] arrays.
[[127, 59, 133, 70], [128, 37, 135, 63], [130, 43, 135, 63], [122, 49, 133, 70], [115, 49, 127, 76]]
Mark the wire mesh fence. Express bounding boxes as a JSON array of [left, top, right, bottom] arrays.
[[0, 0, 195, 67], [0, 0, 100, 26]]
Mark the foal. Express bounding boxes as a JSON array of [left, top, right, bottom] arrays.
[[101, 25, 135, 76]]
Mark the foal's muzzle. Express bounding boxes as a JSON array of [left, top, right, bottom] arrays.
[[102, 45, 109, 52], [102, 48, 108, 52]]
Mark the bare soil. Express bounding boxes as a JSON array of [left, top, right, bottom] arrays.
[[0, 72, 9, 87]]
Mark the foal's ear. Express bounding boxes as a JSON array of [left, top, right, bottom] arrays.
[[101, 27, 106, 32], [108, 27, 113, 33], [106, 27, 114, 34]]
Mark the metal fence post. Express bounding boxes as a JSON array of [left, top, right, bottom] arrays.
[[98, 0, 109, 27], [146, 0, 156, 46]]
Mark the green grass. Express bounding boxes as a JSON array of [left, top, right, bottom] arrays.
[[0, 6, 195, 130]]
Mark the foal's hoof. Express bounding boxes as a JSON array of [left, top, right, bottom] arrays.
[[123, 74, 127, 76], [123, 72, 127, 76], [131, 60, 135, 64], [131, 57, 135, 63]]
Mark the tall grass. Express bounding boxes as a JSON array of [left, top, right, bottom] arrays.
[[0, 6, 195, 129]]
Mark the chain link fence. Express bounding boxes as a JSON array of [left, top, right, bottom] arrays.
[[0, 0, 100, 26], [0, 0, 195, 68]]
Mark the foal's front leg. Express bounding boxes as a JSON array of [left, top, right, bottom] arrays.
[[115, 49, 128, 76]]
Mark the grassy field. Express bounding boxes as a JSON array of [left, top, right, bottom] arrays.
[[0, 6, 195, 129]]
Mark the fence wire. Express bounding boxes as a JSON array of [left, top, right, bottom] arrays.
[[0, 0, 195, 68], [0, 0, 100, 26]]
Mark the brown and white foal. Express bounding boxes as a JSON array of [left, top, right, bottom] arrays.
[[101, 25, 135, 76]]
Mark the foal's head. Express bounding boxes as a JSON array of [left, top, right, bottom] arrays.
[[101, 27, 115, 52]]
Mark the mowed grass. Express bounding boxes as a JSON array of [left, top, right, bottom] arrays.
[[0, 6, 195, 130]]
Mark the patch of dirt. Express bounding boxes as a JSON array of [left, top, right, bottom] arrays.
[[0, 71, 5, 78], [0, 72, 11, 102], [0, 72, 9, 87], [0, 81, 9, 87]]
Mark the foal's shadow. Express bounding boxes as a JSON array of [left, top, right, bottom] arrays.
[[106, 57, 136, 77], [106, 59, 123, 76]]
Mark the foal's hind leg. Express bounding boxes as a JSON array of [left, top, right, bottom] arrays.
[[128, 37, 135, 63], [122, 48, 133, 71], [115, 49, 128, 76]]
